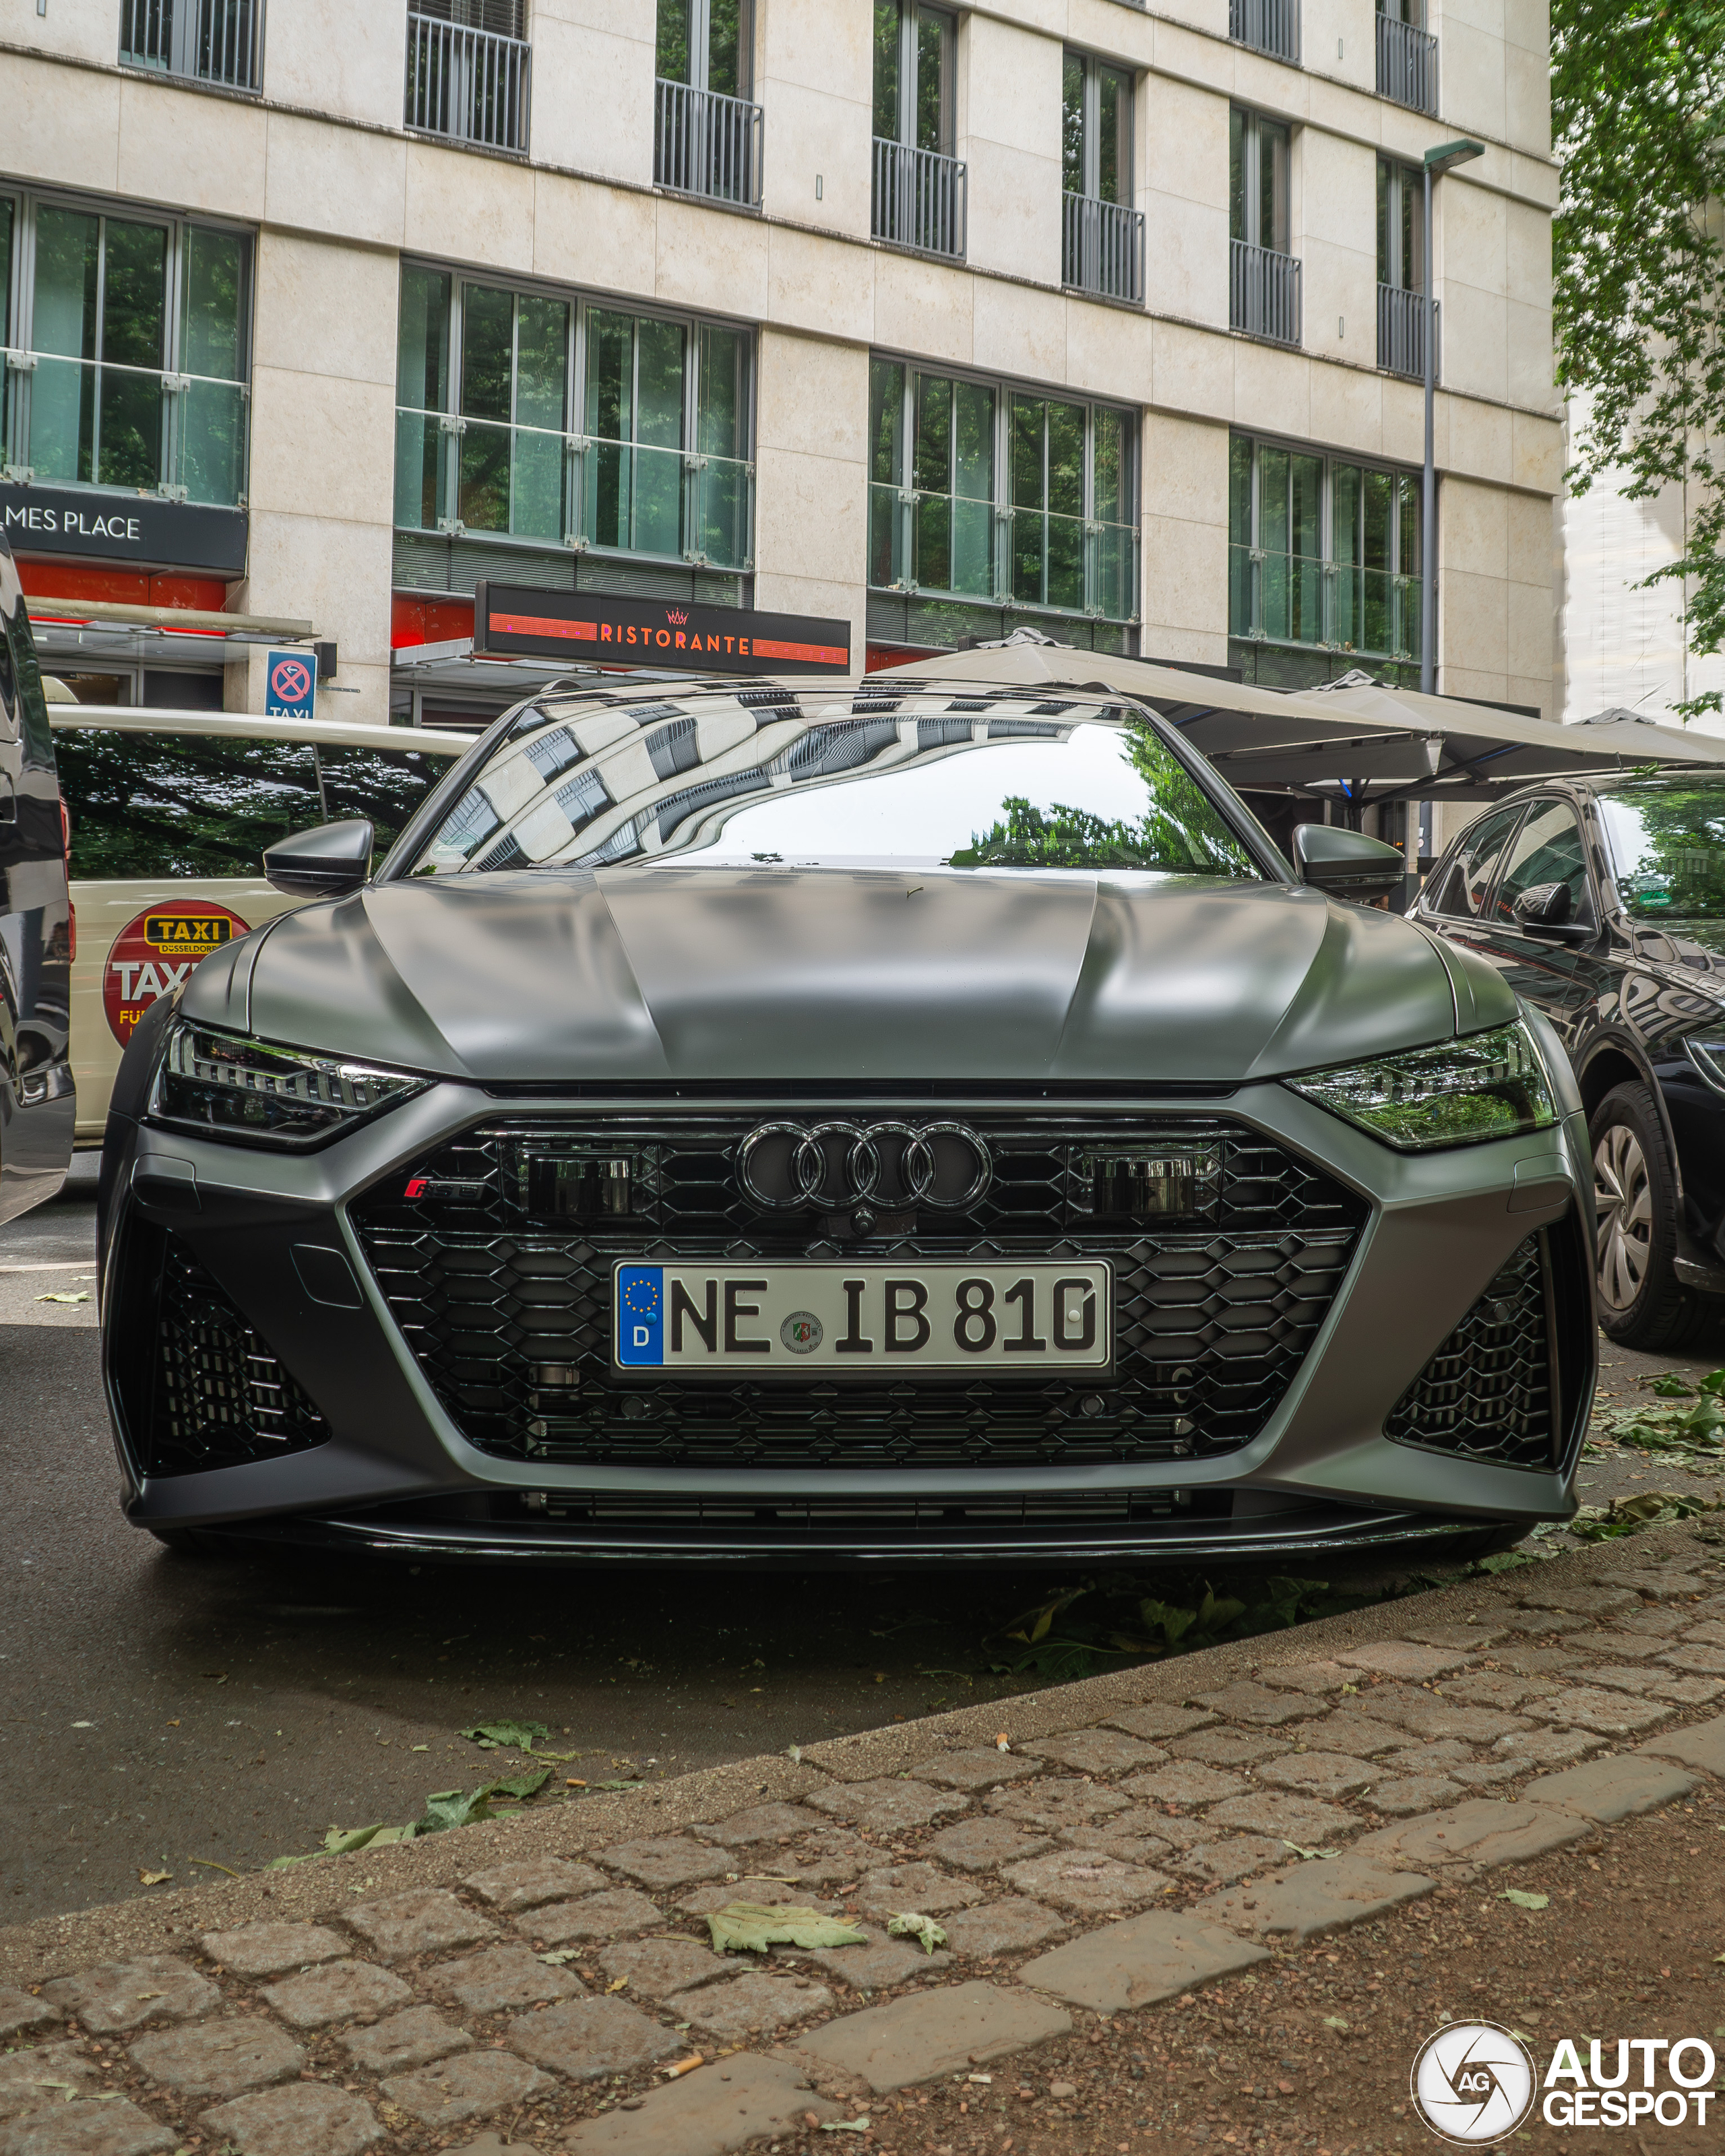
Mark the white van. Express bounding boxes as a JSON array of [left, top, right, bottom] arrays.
[[50, 705, 470, 1141]]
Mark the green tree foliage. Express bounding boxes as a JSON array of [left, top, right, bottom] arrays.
[[951, 717, 1258, 874], [1554, 1, 1725, 716]]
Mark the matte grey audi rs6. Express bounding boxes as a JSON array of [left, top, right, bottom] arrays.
[[98, 666, 1594, 1565]]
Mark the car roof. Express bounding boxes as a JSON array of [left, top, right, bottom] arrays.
[[45, 705, 471, 755]]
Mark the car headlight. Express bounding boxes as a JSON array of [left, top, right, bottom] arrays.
[[1284, 1020, 1559, 1151], [150, 1020, 429, 1147]]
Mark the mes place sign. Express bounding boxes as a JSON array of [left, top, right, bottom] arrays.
[[472, 581, 852, 678]]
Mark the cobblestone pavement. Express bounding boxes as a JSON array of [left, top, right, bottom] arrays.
[[3, 1535, 1725, 2154]]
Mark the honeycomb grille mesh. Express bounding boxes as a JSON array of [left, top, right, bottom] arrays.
[[146, 1238, 328, 1478], [350, 1114, 1366, 1470], [1385, 1234, 1555, 1471]]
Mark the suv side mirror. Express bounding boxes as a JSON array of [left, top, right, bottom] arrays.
[[263, 819, 374, 898], [1292, 823, 1407, 903], [1511, 879, 1592, 943]]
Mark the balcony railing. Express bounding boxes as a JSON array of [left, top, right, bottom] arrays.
[[1377, 284, 1439, 381], [406, 11, 530, 154], [655, 80, 764, 208], [1229, 540, 1420, 662], [1062, 195, 1146, 305], [1230, 239, 1302, 345], [1229, 0, 1300, 64], [872, 140, 967, 259], [119, 0, 262, 91], [2, 350, 247, 505], [868, 482, 1139, 625], [394, 407, 754, 572], [1377, 14, 1439, 113]]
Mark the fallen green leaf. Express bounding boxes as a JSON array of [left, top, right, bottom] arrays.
[[36, 1292, 89, 1304], [821, 2122, 873, 2134], [1282, 1842, 1336, 1861], [1323, 2016, 1349, 2031], [538, 1949, 581, 1966], [418, 1769, 551, 1835], [886, 1911, 947, 1955], [460, 1717, 552, 1752], [1500, 1889, 1549, 1911], [705, 1902, 868, 1955]]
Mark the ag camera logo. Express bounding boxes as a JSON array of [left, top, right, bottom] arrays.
[[1411, 2023, 1536, 2144]]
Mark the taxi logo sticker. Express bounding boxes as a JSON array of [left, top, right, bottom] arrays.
[[102, 902, 252, 1046]]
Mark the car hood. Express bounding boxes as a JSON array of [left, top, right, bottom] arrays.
[[192, 865, 1499, 1085]]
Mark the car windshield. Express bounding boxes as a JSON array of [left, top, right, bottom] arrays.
[[402, 680, 1271, 881], [1598, 778, 1725, 945]]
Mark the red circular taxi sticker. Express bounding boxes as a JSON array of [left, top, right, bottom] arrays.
[[104, 903, 252, 1046]]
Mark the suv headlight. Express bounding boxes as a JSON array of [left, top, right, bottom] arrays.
[[151, 1020, 429, 1147], [1284, 1019, 1559, 1151]]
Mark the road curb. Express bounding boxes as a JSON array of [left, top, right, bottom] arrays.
[[1, 1522, 1713, 1988]]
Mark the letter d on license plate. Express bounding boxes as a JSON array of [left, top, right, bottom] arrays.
[[613, 1261, 1111, 1373]]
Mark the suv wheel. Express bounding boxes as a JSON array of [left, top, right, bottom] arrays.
[[1592, 1080, 1709, 1349]]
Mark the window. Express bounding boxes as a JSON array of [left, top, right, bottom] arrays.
[[1230, 108, 1288, 255], [871, 3, 964, 257], [57, 728, 452, 881], [0, 190, 250, 508], [1229, 109, 1298, 342], [394, 264, 753, 573], [1426, 804, 1527, 922], [1376, 157, 1429, 379], [1228, 433, 1421, 662], [868, 356, 1136, 632], [1062, 53, 1141, 300], [655, 0, 761, 205], [406, 0, 531, 154], [1377, 0, 1438, 113], [119, 0, 263, 93], [1491, 801, 1596, 930], [1230, 0, 1300, 65]]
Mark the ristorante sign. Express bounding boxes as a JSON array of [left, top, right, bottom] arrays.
[[472, 583, 851, 678]]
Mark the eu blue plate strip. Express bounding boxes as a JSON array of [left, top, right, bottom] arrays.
[[616, 1265, 664, 1365]]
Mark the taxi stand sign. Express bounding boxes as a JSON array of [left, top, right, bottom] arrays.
[[264, 648, 317, 719], [473, 582, 852, 678]]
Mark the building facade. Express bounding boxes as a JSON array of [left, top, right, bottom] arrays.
[[0, 0, 1559, 731]]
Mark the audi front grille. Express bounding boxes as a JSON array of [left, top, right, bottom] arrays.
[[349, 1112, 1367, 1469]]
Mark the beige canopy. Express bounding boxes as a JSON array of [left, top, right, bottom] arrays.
[[875, 641, 1725, 802]]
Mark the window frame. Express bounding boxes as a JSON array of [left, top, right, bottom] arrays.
[[1228, 429, 1422, 663], [1229, 106, 1290, 253], [1377, 156, 1424, 292], [1488, 796, 1600, 932], [394, 259, 757, 574], [1063, 49, 1135, 208], [867, 351, 1139, 629], [657, 0, 756, 100], [0, 183, 253, 507], [873, 1, 956, 156]]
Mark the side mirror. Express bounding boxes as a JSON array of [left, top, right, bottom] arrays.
[[1292, 823, 1407, 903], [263, 819, 373, 899], [1511, 879, 1592, 943]]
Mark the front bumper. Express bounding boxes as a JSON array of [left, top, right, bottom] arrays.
[[100, 1079, 1595, 1563]]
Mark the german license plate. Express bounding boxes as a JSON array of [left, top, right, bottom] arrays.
[[613, 1261, 1112, 1374]]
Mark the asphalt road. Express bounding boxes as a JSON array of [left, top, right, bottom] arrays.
[[4, 1172, 1722, 1925]]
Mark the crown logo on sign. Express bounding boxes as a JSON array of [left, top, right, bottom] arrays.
[[666, 608, 689, 625]]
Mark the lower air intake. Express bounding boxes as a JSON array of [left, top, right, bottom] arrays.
[[125, 1227, 329, 1478], [1384, 1234, 1560, 1471]]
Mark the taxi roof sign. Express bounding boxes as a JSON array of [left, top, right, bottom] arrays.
[[473, 582, 851, 678]]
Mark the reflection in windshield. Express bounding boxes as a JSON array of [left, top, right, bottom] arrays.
[[411, 681, 1265, 880], [1599, 782, 1725, 923]]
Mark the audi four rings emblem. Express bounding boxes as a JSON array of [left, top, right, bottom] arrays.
[[737, 1120, 993, 1212]]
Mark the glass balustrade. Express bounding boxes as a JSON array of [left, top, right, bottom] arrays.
[[870, 480, 1137, 625], [1228, 541, 1420, 660], [394, 406, 753, 571], [7, 352, 245, 504]]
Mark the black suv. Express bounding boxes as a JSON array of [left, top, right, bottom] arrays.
[[1415, 775, 1725, 1347]]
